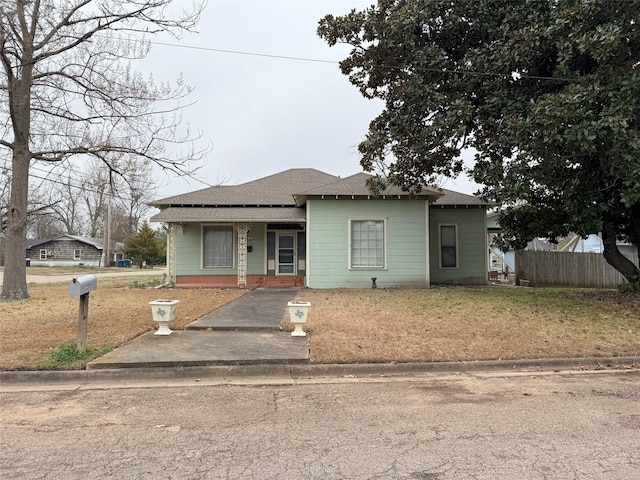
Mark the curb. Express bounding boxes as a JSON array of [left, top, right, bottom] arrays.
[[289, 357, 639, 378], [0, 357, 637, 386]]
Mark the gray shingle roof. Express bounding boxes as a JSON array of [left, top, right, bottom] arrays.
[[295, 172, 484, 206], [26, 235, 104, 249], [431, 188, 486, 206], [149, 169, 486, 225], [296, 172, 441, 196], [149, 168, 339, 207]]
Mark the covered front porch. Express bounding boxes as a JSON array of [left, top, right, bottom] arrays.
[[174, 274, 305, 288], [164, 219, 307, 288]]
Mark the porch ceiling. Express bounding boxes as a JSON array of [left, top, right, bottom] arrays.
[[150, 206, 306, 223]]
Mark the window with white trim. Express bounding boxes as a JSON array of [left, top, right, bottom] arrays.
[[74, 249, 81, 260], [350, 219, 385, 268], [39, 249, 47, 260], [440, 224, 458, 268], [203, 226, 233, 268]]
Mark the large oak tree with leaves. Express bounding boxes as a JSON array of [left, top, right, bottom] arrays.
[[318, 0, 640, 288], [1, 0, 206, 299]]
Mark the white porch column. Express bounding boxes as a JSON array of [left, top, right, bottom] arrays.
[[167, 223, 177, 286], [237, 223, 248, 287]]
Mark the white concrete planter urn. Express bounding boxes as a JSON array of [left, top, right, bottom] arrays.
[[149, 299, 180, 335], [287, 301, 311, 337]]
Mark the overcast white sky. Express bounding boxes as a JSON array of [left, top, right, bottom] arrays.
[[143, 0, 480, 198]]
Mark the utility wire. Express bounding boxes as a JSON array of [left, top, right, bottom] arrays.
[[26, 168, 151, 205], [2, 159, 212, 201], [149, 40, 339, 64], [146, 38, 579, 83]]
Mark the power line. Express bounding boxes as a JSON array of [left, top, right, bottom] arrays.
[[25, 167, 152, 205], [146, 39, 578, 83], [1, 159, 212, 201], [149, 40, 339, 65]]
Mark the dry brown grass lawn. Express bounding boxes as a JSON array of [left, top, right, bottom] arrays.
[[291, 287, 640, 364], [1, 269, 639, 369], [1, 274, 246, 369]]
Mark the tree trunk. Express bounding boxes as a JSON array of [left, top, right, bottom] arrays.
[[1, 150, 30, 299], [601, 218, 640, 286], [2, 24, 34, 300], [630, 202, 640, 252]]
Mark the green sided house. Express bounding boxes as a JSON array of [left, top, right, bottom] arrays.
[[149, 168, 488, 289]]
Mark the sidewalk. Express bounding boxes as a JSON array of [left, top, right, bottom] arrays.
[[2, 287, 637, 387], [86, 288, 309, 370]]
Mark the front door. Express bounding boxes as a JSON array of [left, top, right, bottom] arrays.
[[277, 233, 296, 275]]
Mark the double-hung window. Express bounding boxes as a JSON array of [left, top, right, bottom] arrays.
[[350, 219, 385, 269], [440, 224, 458, 268], [74, 249, 81, 260], [203, 226, 233, 268], [39, 249, 47, 260]]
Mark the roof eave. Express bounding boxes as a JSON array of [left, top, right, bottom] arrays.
[[150, 217, 306, 223]]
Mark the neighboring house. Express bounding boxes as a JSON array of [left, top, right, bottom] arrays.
[[486, 211, 638, 274], [149, 169, 489, 289], [559, 233, 638, 256], [487, 211, 514, 275], [488, 210, 568, 275], [26, 235, 104, 267], [112, 242, 127, 264]]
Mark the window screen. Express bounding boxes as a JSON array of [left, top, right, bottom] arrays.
[[440, 225, 457, 268], [203, 226, 233, 268]]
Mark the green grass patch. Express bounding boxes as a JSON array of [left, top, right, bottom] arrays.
[[39, 341, 113, 370]]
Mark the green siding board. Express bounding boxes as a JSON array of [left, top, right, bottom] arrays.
[[175, 223, 205, 275], [175, 222, 268, 276], [307, 199, 428, 289], [173, 200, 486, 286], [429, 207, 487, 284]]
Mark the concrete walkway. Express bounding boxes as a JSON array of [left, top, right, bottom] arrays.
[[87, 288, 309, 370], [188, 288, 299, 331]]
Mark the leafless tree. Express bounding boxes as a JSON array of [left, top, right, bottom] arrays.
[[115, 157, 157, 235], [1, 0, 206, 299], [27, 209, 65, 239], [81, 158, 111, 238], [4, 163, 66, 241], [38, 172, 84, 235]]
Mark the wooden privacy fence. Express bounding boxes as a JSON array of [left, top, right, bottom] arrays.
[[515, 250, 639, 288]]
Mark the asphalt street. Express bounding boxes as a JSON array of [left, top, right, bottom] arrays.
[[1, 369, 638, 479], [0, 267, 163, 286]]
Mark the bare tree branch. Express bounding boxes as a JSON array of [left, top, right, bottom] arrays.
[[1, 0, 208, 299]]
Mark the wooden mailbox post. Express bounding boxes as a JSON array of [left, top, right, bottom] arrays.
[[68, 274, 97, 353]]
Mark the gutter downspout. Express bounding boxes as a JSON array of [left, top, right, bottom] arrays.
[[425, 200, 430, 287]]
